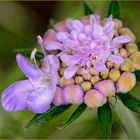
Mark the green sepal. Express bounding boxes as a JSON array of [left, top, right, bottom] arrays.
[[25, 105, 71, 129], [98, 102, 113, 139], [61, 103, 87, 129], [108, 0, 122, 20], [117, 93, 140, 114], [83, 1, 93, 15]]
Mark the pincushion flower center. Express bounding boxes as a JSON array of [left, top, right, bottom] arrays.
[[89, 54, 99, 63]]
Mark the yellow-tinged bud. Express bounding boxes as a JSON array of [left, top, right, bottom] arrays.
[[84, 89, 107, 108], [91, 76, 100, 85], [109, 68, 120, 82], [61, 62, 66, 67], [81, 81, 92, 92], [114, 29, 119, 37], [117, 72, 136, 93], [75, 76, 84, 85], [94, 80, 116, 97], [89, 67, 99, 75], [83, 73, 91, 81], [113, 19, 123, 29], [119, 28, 136, 42], [60, 68, 65, 76], [120, 48, 128, 58], [77, 67, 83, 75], [113, 63, 120, 70], [100, 69, 109, 79], [129, 52, 140, 70], [106, 61, 113, 69], [121, 58, 134, 72], [126, 43, 138, 56], [60, 77, 74, 87]]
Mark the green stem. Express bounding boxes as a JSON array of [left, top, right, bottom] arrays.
[[110, 97, 140, 139]]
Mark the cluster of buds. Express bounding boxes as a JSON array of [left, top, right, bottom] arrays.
[[1, 14, 139, 113]]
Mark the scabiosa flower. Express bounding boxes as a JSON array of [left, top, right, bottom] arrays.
[[38, 14, 139, 108], [1, 13, 140, 113]]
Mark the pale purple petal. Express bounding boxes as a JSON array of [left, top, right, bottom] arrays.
[[84, 25, 92, 34], [93, 24, 103, 38], [64, 39, 80, 49], [61, 54, 81, 67], [16, 54, 40, 79], [106, 15, 113, 22], [56, 32, 69, 42], [44, 41, 63, 50], [1, 80, 33, 112], [65, 18, 73, 30], [79, 33, 86, 42], [64, 65, 79, 79], [26, 86, 56, 114], [45, 55, 60, 70], [90, 15, 98, 25], [71, 30, 79, 40], [99, 49, 111, 60], [93, 61, 106, 72], [103, 21, 114, 34], [113, 35, 131, 44], [108, 55, 124, 64], [72, 20, 84, 32]]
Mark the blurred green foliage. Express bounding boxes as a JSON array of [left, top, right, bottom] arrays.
[[1, 1, 140, 139]]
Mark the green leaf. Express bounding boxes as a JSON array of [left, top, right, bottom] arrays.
[[134, 70, 140, 81], [108, 0, 122, 20], [83, 1, 93, 15], [98, 102, 113, 139], [117, 93, 140, 114], [25, 105, 71, 129], [110, 97, 140, 139], [14, 48, 44, 61], [136, 41, 140, 51], [61, 103, 87, 129]]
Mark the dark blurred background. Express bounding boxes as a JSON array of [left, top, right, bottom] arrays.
[[0, 1, 140, 139]]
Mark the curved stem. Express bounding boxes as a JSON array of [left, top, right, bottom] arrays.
[[110, 97, 140, 139]]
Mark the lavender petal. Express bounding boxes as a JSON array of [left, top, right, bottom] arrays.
[[61, 54, 81, 67], [113, 35, 131, 45], [64, 65, 79, 79], [26, 86, 56, 114], [44, 41, 63, 51], [93, 61, 106, 72], [16, 54, 40, 79], [108, 55, 124, 64], [1, 80, 32, 112]]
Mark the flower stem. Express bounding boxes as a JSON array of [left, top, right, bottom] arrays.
[[110, 97, 140, 139]]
